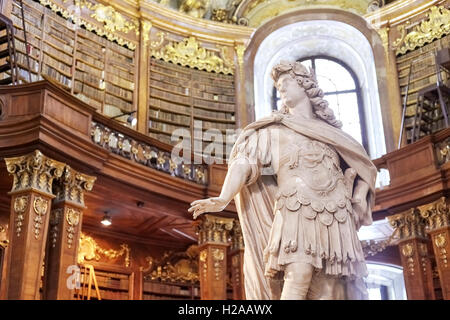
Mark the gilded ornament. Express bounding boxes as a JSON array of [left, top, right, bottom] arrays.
[[13, 195, 29, 237], [434, 233, 448, 268], [150, 36, 234, 75], [33, 196, 49, 240], [401, 242, 414, 257], [66, 208, 81, 249], [212, 248, 224, 280], [5, 150, 65, 194], [393, 6, 450, 55], [38, 0, 137, 50], [142, 21, 152, 46], [78, 233, 130, 267], [142, 246, 199, 283], [179, 0, 210, 19]]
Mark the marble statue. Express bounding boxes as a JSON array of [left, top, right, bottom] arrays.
[[188, 61, 377, 300]]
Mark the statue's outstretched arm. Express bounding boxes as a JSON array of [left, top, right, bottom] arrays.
[[188, 158, 251, 219]]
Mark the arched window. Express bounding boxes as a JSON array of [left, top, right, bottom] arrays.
[[273, 56, 368, 151]]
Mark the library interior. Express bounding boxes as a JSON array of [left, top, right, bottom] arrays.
[[0, 0, 449, 300]]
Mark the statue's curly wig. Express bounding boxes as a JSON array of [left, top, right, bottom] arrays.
[[271, 61, 342, 129]]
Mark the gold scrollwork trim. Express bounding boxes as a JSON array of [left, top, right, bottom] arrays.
[[78, 233, 130, 267], [150, 36, 234, 75], [49, 208, 63, 248], [38, 0, 138, 50], [394, 6, 450, 56], [434, 233, 448, 268]]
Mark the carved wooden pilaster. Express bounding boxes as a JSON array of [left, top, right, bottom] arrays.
[[43, 166, 96, 300], [196, 214, 233, 300], [418, 197, 450, 300], [4, 150, 65, 299], [229, 219, 245, 300], [388, 208, 435, 300]]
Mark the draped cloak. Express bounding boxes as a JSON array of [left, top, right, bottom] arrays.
[[228, 112, 378, 300]]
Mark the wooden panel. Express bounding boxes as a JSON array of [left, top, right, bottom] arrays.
[[9, 92, 42, 117], [43, 92, 90, 135]]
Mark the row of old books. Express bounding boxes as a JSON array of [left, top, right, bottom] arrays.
[[9, 0, 137, 118]]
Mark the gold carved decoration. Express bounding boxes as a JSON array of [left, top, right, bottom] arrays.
[[5, 150, 65, 195], [199, 249, 207, 282], [195, 214, 234, 245], [401, 242, 415, 276], [142, 245, 199, 283], [434, 233, 448, 268], [13, 195, 29, 238], [179, 0, 209, 18], [38, 0, 138, 50], [49, 208, 63, 248], [66, 208, 81, 249], [78, 233, 130, 267], [212, 248, 224, 280], [0, 224, 8, 249], [90, 3, 139, 36], [230, 219, 244, 250], [142, 21, 152, 47], [150, 36, 234, 75], [419, 197, 450, 231], [388, 208, 427, 241], [418, 242, 428, 274], [54, 166, 96, 206], [33, 197, 49, 240], [393, 6, 450, 56]]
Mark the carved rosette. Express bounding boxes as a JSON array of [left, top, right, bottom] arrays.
[[388, 208, 428, 241], [66, 208, 81, 249], [13, 195, 29, 237], [33, 197, 49, 240], [54, 166, 96, 206], [418, 197, 450, 232], [5, 150, 65, 194], [49, 208, 63, 248], [196, 215, 234, 245]]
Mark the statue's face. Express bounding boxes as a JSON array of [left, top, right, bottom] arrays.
[[276, 73, 307, 109]]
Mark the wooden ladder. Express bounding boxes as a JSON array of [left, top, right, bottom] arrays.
[[74, 264, 102, 300]]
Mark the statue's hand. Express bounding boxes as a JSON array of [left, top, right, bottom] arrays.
[[351, 179, 369, 218], [188, 197, 228, 219]]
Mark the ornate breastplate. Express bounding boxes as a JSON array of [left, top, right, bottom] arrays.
[[275, 138, 353, 224]]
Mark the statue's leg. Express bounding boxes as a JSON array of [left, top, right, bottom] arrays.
[[307, 270, 346, 300], [280, 262, 314, 300]]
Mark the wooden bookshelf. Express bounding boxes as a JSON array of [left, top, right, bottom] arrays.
[[8, 0, 137, 118], [74, 266, 134, 300], [148, 58, 236, 158], [142, 279, 200, 300], [396, 34, 450, 143]]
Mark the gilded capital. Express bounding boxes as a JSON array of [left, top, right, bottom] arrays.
[[196, 214, 234, 245], [388, 208, 427, 241], [5, 150, 65, 195], [418, 197, 450, 232], [54, 166, 96, 206]]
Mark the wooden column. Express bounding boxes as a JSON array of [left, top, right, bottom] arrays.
[[43, 166, 96, 300], [388, 208, 435, 300], [229, 219, 245, 300], [196, 214, 233, 300], [137, 20, 150, 135], [4, 150, 65, 299], [419, 197, 450, 300]]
